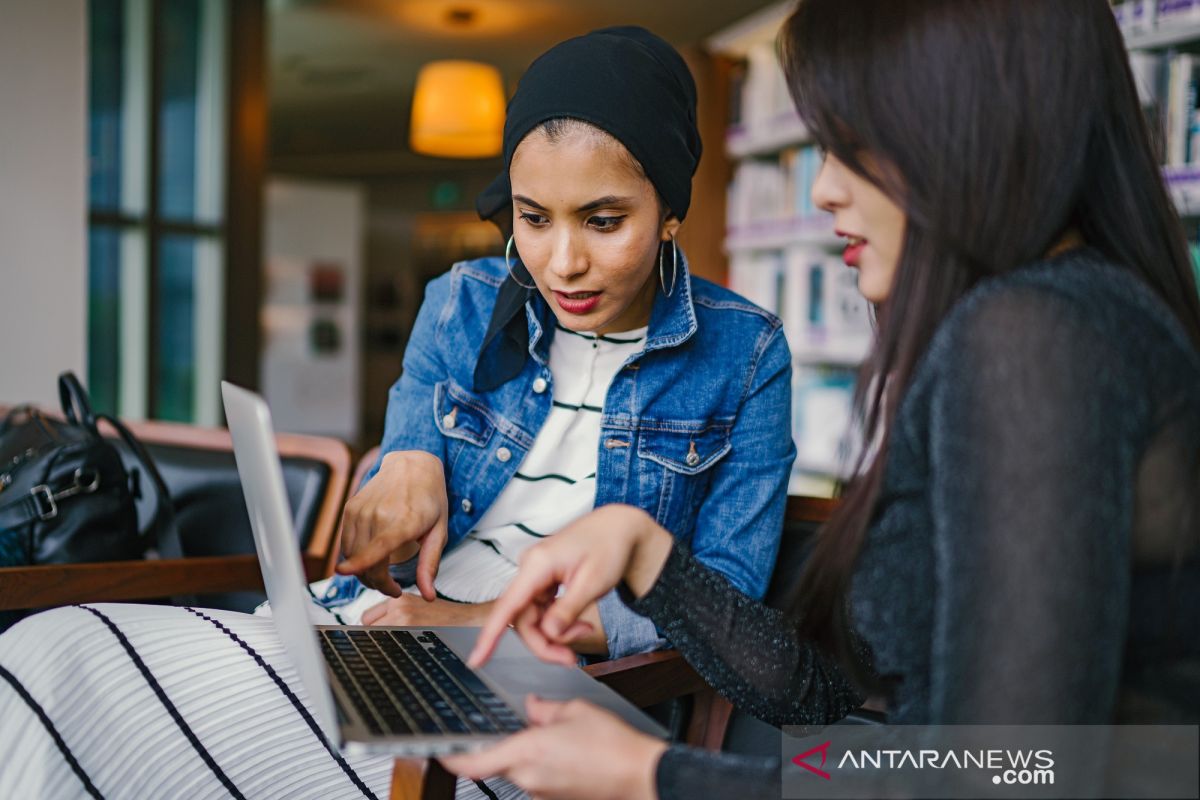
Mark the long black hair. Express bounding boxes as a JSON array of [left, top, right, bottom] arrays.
[[780, 0, 1200, 674]]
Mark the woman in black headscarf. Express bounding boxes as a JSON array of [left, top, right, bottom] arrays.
[[322, 26, 796, 667]]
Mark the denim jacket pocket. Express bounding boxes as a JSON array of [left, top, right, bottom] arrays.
[[636, 422, 732, 475], [434, 380, 496, 444], [434, 378, 497, 474], [434, 380, 502, 539], [634, 421, 733, 532]]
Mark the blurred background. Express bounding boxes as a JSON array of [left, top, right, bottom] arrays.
[[24, 1, 1197, 496]]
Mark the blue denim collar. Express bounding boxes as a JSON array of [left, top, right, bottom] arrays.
[[472, 250, 698, 392], [643, 249, 698, 354]]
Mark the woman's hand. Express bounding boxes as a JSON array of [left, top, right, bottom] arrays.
[[361, 595, 491, 627], [335, 450, 448, 600], [469, 504, 674, 668], [441, 695, 666, 800]]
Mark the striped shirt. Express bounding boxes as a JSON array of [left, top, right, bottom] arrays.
[[433, 323, 647, 603]]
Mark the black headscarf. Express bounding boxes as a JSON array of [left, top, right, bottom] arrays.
[[472, 26, 702, 392]]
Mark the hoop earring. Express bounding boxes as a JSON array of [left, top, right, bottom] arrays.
[[658, 235, 678, 297], [505, 235, 536, 290]]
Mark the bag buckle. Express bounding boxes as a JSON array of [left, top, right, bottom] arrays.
[[29, 469, 101, 522], [29, 485, 57, 521]]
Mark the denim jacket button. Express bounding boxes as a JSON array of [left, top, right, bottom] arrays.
[[442, 407, 458, 430], [496, 447, 512, 462], [461, 498, 473, 513], [532, 377, 548, 394]]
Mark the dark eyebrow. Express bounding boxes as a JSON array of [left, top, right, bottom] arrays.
[[512, 194, 634, 214], [576, 195, 633, 213], [512, 194, 548, 211]]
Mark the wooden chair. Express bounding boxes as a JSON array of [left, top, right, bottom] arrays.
[[0, 416, 350, 612], [387, 495, 841, 799]]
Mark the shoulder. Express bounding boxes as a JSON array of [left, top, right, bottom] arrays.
[[451, 256, 508, 288], [931, 249, 1174, 357], [689, 274, 784, 345], [421, 256, 506, 322], [917, 249, 1199, 393]]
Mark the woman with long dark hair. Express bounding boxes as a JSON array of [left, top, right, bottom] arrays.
[[445, 1, 1200, 797]]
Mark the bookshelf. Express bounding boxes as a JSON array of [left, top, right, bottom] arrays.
[[725, 215, 839, 252], [726, 108, 810, 159], [709, 0, 863, 497], [1116, 1, 1200, 287], [1116, 2, 1200, 218]]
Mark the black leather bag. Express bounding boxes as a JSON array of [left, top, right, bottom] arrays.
[[0, 372, 181, 567]]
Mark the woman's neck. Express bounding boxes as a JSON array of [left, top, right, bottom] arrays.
[[1045, 227, 1085, 259]]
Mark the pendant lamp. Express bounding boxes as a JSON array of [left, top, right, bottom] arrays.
[[410, 60, 505, 158]]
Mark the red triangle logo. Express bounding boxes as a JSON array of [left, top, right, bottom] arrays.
[[792, 740, 832, 780]]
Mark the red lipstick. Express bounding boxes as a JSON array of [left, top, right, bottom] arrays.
[[836, 230, 867, 268], [553, 290, 602, 315]]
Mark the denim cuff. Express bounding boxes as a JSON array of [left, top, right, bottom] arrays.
[[387, 553, 421, 587], [597, 587, 667, 659]]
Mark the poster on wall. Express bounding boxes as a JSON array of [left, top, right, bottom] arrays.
[[261, 179, 363, 442]]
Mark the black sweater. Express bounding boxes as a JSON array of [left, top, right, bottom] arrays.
[[630, 249, 1200, 800]]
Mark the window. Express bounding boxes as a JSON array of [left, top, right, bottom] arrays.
[[88, 0, 229, 424]]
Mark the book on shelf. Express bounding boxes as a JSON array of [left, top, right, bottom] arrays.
[[727, 144, 825, 229], [1117, 50, 1200, 168], [729, 248, 872, 364], [1117, 0, 1200, 36], [727, 60, 747, 129], [737, 41, 796, 132], [1166, 53, 1200, 165], [792, 367, 856, 479]]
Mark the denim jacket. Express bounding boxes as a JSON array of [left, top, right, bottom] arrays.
[[356, 253, 795, 658]]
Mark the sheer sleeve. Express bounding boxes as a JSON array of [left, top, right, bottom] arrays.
[[923, 284, 1139, 722], [628, 541, 861, 727]]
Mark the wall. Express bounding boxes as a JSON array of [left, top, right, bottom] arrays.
[[261, 178, 364, 440], [678, 45, 733, 286], [0, 0, 88, 407]]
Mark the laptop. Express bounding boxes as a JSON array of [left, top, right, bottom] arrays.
[[220, 381, 666, 757]]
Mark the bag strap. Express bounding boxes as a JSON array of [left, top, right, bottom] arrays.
[[58, 372, 99, 435], [0, 471, 95, 530], [96, 413, 184, 560]]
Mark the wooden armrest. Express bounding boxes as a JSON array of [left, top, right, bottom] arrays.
[[390, 759, 456, 800], [583, 650, 708, 709], [0, 553, 326, 611]]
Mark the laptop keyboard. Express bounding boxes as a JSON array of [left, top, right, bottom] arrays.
[[319, 628, 525, 737]]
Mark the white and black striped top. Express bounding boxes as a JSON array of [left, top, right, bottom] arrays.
[[433, 323, 646, 603]]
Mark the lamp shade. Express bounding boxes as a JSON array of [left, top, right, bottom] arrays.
[[410, 60, 505, 158]]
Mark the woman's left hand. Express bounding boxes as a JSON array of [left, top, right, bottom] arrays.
[[361, 595, 491, 627], [441, 695, 666, 800]]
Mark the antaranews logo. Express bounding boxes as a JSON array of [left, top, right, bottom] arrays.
[[791, 740, 1056, 785], [784, 724, 1197, 799]]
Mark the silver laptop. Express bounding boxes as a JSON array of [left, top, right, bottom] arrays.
[[220, 380, 666, 757]]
